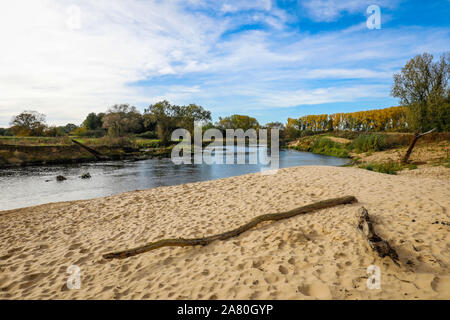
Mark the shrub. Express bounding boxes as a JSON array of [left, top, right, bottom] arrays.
[[73, 127, 105, 137], [384, 134, 412, 148], [310, 137, 349, 158], [350, 134, 386, 153], [136, 131, 158, 139], [135, 139, 161, 148], [358, 161, 403, 175]]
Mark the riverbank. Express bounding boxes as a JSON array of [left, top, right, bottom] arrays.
[[288, 132, 450, 178], [0, 166, 448, 299], [0, 143, 172, 168]]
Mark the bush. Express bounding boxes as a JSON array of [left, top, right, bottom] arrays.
[[310, 137, 349, 158], [358, 161, 403, 175], [73, 127, 105, 137], [384, 134, 412, 148], [350, 134, 386, 153], [136, 131, 158, 139], [135, 139, 160, 148]]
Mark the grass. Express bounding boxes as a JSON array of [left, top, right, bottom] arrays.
[[0, 135, 163, 149], [349, 134, 386, 153], [0, 136, 72, 146], [134, 139, 161, 148], [358, 161, 404, 175], [309, 137, 349, 158], [443, 158, 450, 168]]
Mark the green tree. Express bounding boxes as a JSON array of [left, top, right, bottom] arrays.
[[144, 101, 180, 145], [61, 123, 78, 134], [102, 104, 143, 137], [177, 103, 212, 135], [144, 101, 212, 144], [83, 113, 104, 130], [391, 52, 449, 131], [218, 115, 260, 131]]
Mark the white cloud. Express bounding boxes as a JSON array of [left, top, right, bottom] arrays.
[[0, 0, 448, 126], [301, 0, 402, 22], [256, 85, 390, 107], [0, 0, 224, 125], [220, 0, 272, 13]]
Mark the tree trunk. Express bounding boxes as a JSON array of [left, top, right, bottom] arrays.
[[72, 139, 110, 160], [103, 195, 358, 260], [401, 128, 436, 164], [356, 207, 399, 265]]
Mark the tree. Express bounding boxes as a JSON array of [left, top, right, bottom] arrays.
[[144, 101, 212, 144], [61, 123, 78, 134], [83, 113, 104, 130], [44, 126, 64, 137], [265, 122, 285, 130], [144, 101, 181, 145], [285, 118, 300, 141], [177, 103, 211, 135], [102, 104, 143, 137], [391, 52, 449, 132], [10, 111, 47, 136], [0, 128, 12, 136], [218, 115, 260, 131]]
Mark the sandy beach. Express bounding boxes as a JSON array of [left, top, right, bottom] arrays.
[[1, 165, 449, 300]]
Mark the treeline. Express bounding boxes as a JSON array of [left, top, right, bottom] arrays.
[[1, 101, 212, 145], [1, 101, 286, 145], [286, 106, 409, 140], [287, 52, 449, 140]]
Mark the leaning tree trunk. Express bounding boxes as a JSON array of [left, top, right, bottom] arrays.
[[72, 139, 111, 161], [401, 128, 436, 164]]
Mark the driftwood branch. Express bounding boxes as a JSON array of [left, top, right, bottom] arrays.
[[103, 195, 358, 260], [71, 139, 110, 160], [402, 128, 436, 164], [357, 207, 399, 265]]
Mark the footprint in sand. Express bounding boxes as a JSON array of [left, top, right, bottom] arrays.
[[278, 265, 289, 275], [297, 282, 332, 299]]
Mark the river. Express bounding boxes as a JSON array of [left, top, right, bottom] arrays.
[[0, 148, 349, 211]]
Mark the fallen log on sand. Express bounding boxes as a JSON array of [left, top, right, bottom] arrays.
[[356, 207, 399, 265], [103, 195, 358, 260]]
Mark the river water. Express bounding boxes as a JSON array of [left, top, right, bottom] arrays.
[[0, 148, 349, 211]]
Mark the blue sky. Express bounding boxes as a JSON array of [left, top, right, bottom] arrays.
[[0, 0, 449, 126]]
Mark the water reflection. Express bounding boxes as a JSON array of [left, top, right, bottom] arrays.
[[0, 148, 349, 210]]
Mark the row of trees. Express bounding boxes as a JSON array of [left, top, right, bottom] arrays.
[[5, 110, 78, 137], [3, 102, 286, 144], [4, 102, 213, 144], [286, 52, 449, 140], [286, 106, 408, 135], [3, 52, 447, 143]]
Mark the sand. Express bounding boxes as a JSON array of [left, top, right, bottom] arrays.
[[0, 166, 449, 300]]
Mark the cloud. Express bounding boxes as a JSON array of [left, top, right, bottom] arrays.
[[219, 0, 272, 13], [0, 0, 448, 126], [301, 0, 402, 22], [255, 85, 390, 107], [0, 0, 225, 125]]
